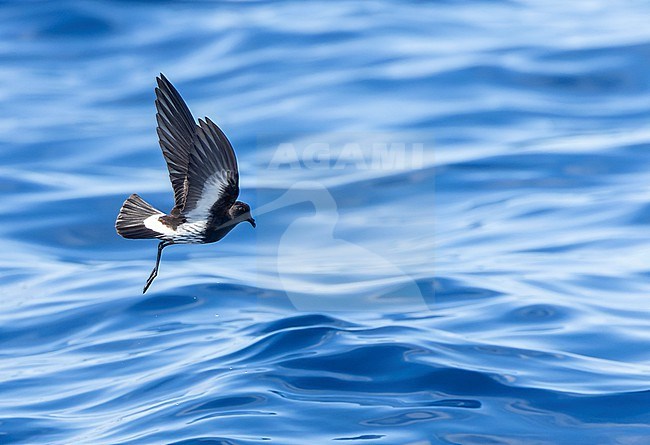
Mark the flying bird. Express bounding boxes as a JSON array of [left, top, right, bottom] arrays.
[[116, 74, 255, 293]]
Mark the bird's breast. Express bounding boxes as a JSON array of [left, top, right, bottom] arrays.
[[203, 219, 238, 244]]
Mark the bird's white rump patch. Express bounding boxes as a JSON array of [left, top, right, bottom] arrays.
[[144, 214, 176, 236]]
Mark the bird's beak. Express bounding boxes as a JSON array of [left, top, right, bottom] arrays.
[[247, 217, 256, 228]]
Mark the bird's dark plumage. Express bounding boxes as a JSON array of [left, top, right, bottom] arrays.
[[116, 74, 255, 293], [155, 75, 195, 213]]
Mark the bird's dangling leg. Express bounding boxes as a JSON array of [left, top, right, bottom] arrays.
[[143, 241, 171, 293]]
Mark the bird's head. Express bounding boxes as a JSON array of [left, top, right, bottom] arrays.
[[230, 201, 256, 228]]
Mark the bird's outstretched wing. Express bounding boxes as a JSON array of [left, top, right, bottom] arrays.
[[183, 117, 240, 223], [155, 74, 196, 213]]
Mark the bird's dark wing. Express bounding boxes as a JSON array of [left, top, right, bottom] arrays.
[[182, 117, 240, 222], [155, 74, 196, 213]]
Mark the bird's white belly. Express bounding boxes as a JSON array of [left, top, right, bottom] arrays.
[[173, 221, 208, 243]]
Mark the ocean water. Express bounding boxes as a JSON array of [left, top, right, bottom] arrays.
[[1, 0, 650, 443]]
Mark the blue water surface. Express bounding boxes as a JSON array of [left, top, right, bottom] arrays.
[[1, 1, 650, 444]]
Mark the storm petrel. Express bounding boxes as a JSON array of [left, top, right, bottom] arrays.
[[115, 74, 255, 293]]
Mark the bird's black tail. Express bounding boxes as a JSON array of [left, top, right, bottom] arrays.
[[116, 194, 163, 239]]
